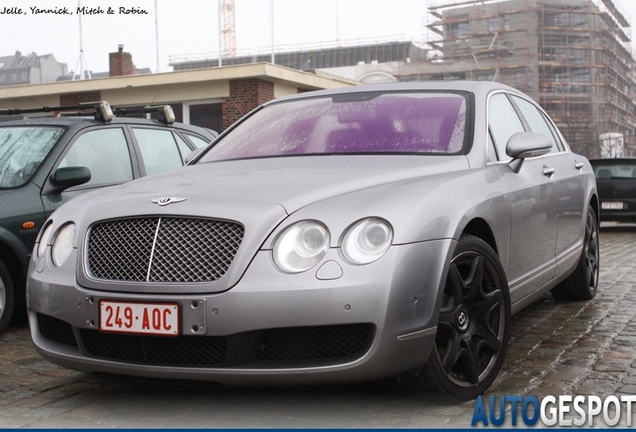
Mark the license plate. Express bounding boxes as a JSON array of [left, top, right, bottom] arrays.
[[602, 202, 624, 210], [99, 300, 179, 336]]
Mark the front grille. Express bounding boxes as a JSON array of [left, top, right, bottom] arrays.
[[86, 217, 244, 283], [256, 324, 372, 362], [77, 324, 373, 368], [37, 314, 78, 347], [80, 329, 227, 366]]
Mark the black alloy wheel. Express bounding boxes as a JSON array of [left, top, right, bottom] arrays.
[[551, 207, 599, 301], [0, 259, 14, 335], [581, 210, 600, 295], [435, 245, 510, 392], [391, 235, 510, 400]]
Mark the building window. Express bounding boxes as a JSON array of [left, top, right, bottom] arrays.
[[446, 16, 470, 38], [189, 103, 222, 133], [546, 12, 587, 28], [488, 15, 510, 32], [571, 68, 590, 83]]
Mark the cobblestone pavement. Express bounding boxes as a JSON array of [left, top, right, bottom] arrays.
[[1, 224, 635, 428]]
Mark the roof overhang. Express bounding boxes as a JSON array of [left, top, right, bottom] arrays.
[[0, 62, 358, 101]]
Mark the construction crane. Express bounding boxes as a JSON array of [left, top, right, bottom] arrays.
[[220, 0, 237, 59]]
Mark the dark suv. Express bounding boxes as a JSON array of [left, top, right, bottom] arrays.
[[0, 102, 217, 333]]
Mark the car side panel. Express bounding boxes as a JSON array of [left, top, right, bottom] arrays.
[[0, 186, 47, 263], [506, 156, 557, 300], [554, 153, 586, 275]]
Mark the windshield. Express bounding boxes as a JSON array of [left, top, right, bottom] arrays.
[[592, 160, 636, 179], [199, 92, 468, 163], [0, 126, 65, 188]]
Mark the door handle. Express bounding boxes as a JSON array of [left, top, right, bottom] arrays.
[[542, 166, 555, 177], [574, 161, 585, 170]]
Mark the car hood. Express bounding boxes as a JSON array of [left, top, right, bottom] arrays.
[[68, 155, 469, 294], [93, 155, 469, 214]]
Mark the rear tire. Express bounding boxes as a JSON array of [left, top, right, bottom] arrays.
[[551, 207, 599, 301], [392, 235, 511, 401], [0, 259, 15, 334]]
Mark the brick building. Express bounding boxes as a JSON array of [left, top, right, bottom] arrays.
[[0, 47, 357, 133]]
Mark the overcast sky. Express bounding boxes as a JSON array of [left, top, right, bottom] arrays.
[[0, 0, 634, 75]]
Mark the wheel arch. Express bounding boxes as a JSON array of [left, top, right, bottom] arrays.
[[459, 217, 498, 256], [589, 193, 599, 224], [0, 237, 28, 294]]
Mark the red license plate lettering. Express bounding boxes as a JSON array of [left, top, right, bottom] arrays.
[[99, 301, 179, 336]]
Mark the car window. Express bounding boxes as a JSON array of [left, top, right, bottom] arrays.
[[487, 131, 498, 163], [592, 161, 636, 179], [199, 92, 469, 163], [509, 95, 559, 154], [543, 112, 566, 151], [183, 133, 210, 149], [0, 126, 64, 188], [132, 128, 183, 176], [174, 133, 193, 163], [488, 93, 525, 161], [59, 128, 133, 187]]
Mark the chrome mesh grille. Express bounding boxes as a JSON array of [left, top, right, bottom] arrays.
[[87, 217, 244, 283]]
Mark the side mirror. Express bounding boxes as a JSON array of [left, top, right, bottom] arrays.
[[50, 166, 91, 192], [506, 132, 553, 159], [185, 147, 205, 165], [506, 132, 553, 173]]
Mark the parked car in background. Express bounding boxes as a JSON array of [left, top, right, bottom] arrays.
[[0, 102, 217, 334], [589, 158, 636, 222], [27, 82, 598, 400]]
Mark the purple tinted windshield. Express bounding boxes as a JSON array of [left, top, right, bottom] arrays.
[[200, 92, 468, 162]]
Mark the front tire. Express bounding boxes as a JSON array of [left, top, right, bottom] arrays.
[[393, 235, 511, 401], [0, 259, 15, 334], [551, 207, 599, 301]]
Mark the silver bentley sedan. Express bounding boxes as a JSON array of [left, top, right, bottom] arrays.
[[27, 82, 598, 400]]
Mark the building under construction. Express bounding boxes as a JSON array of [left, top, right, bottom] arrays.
[[400, 0, 636, 157], [170, 39, 425, 73]]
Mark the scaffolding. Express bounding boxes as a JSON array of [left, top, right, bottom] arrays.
[[406, 0, 636, 157]]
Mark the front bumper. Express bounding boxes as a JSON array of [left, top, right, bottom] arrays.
[[599, 209, 636, 222], [27, 239, 454, 386]]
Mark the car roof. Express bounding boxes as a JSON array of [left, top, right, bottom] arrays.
[[269, 80, 524, 105], [0, 116, 216, 138]]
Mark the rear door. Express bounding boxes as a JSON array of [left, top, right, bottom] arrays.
[[128, 127, 195, 176]]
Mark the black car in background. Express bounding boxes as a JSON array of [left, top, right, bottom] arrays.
[[0, 102, 217, 333], [590, 158, 636, 222]]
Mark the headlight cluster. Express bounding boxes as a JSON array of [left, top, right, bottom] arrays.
[[36, 224, 53, 258], [273, 221, 330, 273], [36, 222, 76, 267], [342, 218, 393, 265], [273, 218, 393, 273]]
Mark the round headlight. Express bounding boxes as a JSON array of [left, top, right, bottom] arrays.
[[273, 220, 330, 273], [342, 218, 393, 265], [51, 223, 76, 267], [37, 223, 53, 258]]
